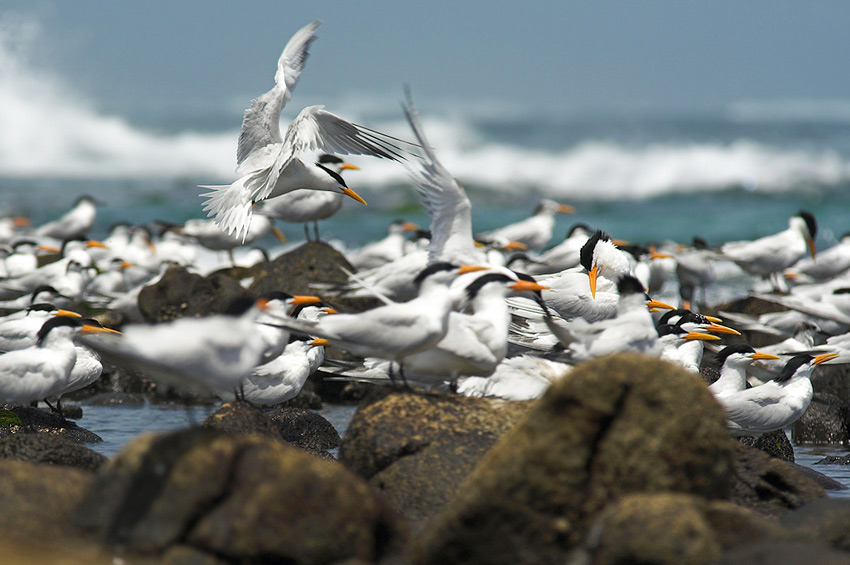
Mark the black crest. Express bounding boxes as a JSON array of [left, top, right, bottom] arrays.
[[616, 275, 645, 296], [414, 262, 457, 288], [464, 272, 514, 301], [716, 344, 756, 364], [315, 163, 348, 188], [579, 230, 610, 272], [318, 154, 343, 165], [775, 354, 815, 383], [797, 210, 817, 239], [567, 223, 592, 238], [36, 316, 83, 346]]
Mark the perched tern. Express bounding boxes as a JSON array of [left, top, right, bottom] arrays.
[[346, 219, 421, 270], [202, 21, 418, 241], [524, 223, 593, 275], [477, 199, 575, 252], [0, 302, 81, 352], [456, 355, 571, 401], [33, 195, 101, 242], [720, 352, 839, 437], [708, 344, 781, 398]]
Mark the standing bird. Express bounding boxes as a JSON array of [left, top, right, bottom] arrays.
[[719, 352, 838, 437], [477, 199, 575, 252], [201, 20, 418, 241], [708, 344, 781, 398], [33, 195, 101, 243], [257, 154, 361, 241], [718, 210, 817, 290]]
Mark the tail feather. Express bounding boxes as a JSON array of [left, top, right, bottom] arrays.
[[200, 177, 254, 242]]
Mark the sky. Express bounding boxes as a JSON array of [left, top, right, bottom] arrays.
[[4, 0, 850, 125]]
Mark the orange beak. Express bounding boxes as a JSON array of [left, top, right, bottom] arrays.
[[646, 299, 676, 311], [310, 338, 330, 347], [290, 295, 322, 306], [322, 307, 338, 315], [556, 204, 576, 214], [806, 236, 816, 260], [813, 352, 840, 365], [339, 163, 361, 171], [503, 241, 528, 251], [750, 351, 781, 361], [402, 222, 420, 232], [86, 240, 109, 249], [54, 310, 82, 318], [37, 245, 61, 254], [509, 280, 550, 292], [80, 325, 121, 335], [588, 265, 599, 299], [684, 331, 721, 342], [255, 298, 270, 311], [342, 187, 367, 206], [458, 265, 489, 275], [703, 322, 741, 336], [271, 226, 287, 244], [12, 217, 30, 228]]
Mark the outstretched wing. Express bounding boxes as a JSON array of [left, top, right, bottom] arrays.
[[237, 20, 322, 166]]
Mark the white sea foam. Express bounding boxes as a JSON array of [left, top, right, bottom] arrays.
[[2, 16, 850, 200]]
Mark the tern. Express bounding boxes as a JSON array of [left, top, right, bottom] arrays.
[[265, 262, 483, 385], [708, 344, 781, 398], [456, 354, 572, 401], [78, 297, 273, 396], [718, 210, 817, 290], [0, 302, 81, 352], [719, 352, 839, 437], [477, 199, 575, 252], [345, 219, 422, 270], [524, 223, 593, 275], [33, 195, 101, 242], [256, 154, 361, 241], [201, 20, 418, 241], [0, 316, 111, 405]]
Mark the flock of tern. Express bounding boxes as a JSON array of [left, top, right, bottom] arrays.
[[0, 20, 848, 441]]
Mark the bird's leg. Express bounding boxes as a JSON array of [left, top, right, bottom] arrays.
[[398, 363, 412, 391], [303, 223, 311, 242], [228, 249, 236, 267], [42, 398, 66, 422], [313, 221, 321, 241], [387, 362, 398, 388]]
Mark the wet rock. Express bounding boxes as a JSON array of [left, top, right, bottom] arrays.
[[711, 540, 850, 565], [780, 498, 850, 552], [729, 443, 826, 516], [266, 407, 340, 451], [4, 406, 102, 444], [247, 241, 383, 313], [738, 429, 795, 461], [138, 264, 251, 322], [785, 461, 847, 491], [706, 297, 789, 348], [74, 428, 411, 563], [422, 354, 736, 564], [579, 493, 789, 565], [811, 363, 850, 408], [202, 401, 283, 441], [792, 391, 850, 444], [816, 453, 850, 465], [59, 403, 84, 419], [0, 433, 107, 471]]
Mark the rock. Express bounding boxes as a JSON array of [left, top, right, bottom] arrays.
[[59, 403, 84, 419], [339, 389, 530, 526], [266, 407, 341, 451], [0, 433, 107, 471], [738, 429, 795, 462], [340, 388, 529, 479], [422, 354, 736, 564], [138, 265, 251, 323], [811, 363, 850, 408], [711, 540, 850, 565], [816, 453, 850, 464], [729, 443, 826, 516], [780, 498, 850, 552], [705, 297, 789, 348], [792, 391, 849, 444], [202, 401, 283, 441], [579, 493, 789, 565], [785, 461, 847, 491], [0, 458, 93, 538], [74, 428, 411, 563], [247, 241, 383, 313], [4, 406, 102, 444]]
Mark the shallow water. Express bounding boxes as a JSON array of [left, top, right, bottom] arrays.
[[77, 401, 850, 497]]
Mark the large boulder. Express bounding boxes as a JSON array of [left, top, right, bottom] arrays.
[[138, 265, 251, 323], [422, 354, 736, 564], [578, 493, 790, 565], [202, 401, 283, 441], [711, 540, 850, 564], [738, 429, 795, 462], [248, 241, 383, 312], [728, 443, 826, 516], [0, 433, 107, 471], [779, 497, 850, 552], [4, 406, 102, 444], [339, 389, 530, 525], [73, 428, 410, 564], [792, 391, 850, 444], [266, 406, 341, 452]]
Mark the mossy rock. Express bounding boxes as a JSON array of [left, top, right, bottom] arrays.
[[0, 409, 22, 428], [780, 498, 850, 552], [580, 493, 790, 565], [137, 265, 251, 323], [738, 429, 795, 462], [74, 428, 410, 563], [0, 433, 107, 471], [422, 353, 736, 564]]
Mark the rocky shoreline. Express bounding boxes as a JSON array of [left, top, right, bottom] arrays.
[[2, 242, 850, 564]]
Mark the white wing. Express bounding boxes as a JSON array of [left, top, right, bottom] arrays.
[[237, 20, 321, 166], [254, 105, 418, 202]]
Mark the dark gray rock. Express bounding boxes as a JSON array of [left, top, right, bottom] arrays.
[[266, 407, 340, 451], [729, 443, 826, 516], [815, 453, 850, 465], [739, 429, 795, 462], [792, 391, 850, 444], [138, 265, 251, 322], [74, 428, 411, 563], [0, 433, 106, 471], [4, 406, 102, 444], [202, 401, 283, 441], [785, 461, 847, 491]]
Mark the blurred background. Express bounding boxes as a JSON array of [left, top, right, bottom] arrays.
[[2, 1, 850, 246]]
